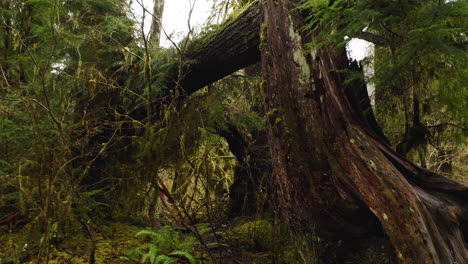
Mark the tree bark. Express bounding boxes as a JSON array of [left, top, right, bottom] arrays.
[[260, 0, 467, 263]]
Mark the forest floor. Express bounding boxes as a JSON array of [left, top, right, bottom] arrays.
[[0, 218, 272, 264]]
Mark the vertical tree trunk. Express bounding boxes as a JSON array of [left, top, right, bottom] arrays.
[[217, 123, 271, 216], [260, 0, 467, 263], [149, 0, 165, 45]]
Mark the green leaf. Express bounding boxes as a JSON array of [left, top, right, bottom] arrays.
[[168, 250, 196, 264], [136, 229, 158, 238], [155, 255, 177, 264]]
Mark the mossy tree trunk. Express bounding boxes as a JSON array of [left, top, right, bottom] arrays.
[[259, 0, 467, 263]]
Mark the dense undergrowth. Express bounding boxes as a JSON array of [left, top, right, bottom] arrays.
[[0, 218, 316, 264]]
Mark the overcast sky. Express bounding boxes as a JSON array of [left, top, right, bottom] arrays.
[[132, 0, 212, 47]]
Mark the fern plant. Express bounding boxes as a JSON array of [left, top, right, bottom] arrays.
[[124, 226, 197, 264], [124, 223, 227, 264]]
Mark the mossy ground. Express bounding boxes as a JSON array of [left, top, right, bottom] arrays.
[[0, 221, 142, 264], [1, 218, 394, 264], [1, 218, 279, 264]]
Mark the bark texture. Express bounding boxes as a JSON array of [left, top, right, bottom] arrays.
[[260, 0, 467, 263]]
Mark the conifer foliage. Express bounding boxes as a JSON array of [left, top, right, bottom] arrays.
[[302, 0, 467, 176]]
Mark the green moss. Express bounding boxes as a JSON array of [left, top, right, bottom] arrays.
[[225, 221, 322, 264], [260, 23, 269, 54], [267, 108, 281, 125], [0, 224, 42, 263], [226, 219, 274, 252], [1, 221, 143, 264], [274, 117, 283, 126]]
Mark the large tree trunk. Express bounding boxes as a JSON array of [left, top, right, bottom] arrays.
[[260, 0, 467, 263]]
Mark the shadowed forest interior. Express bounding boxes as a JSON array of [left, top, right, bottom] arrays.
[[0, 0, 467, 263]]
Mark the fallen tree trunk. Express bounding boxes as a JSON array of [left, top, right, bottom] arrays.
[[123, 1, 262, 121], [159, 1, 262, 98]]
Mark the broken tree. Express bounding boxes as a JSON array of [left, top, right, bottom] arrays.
[[101, 1, 468, 262], [258, 1, 467, 263]]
